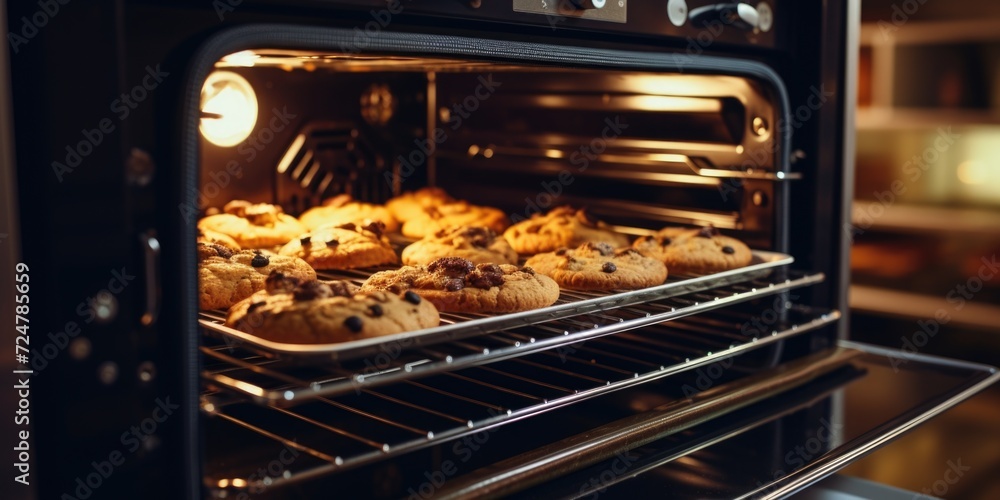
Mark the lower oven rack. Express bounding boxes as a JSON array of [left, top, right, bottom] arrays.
[[201, 304, 839, 496], [201, 270, 825, 406]]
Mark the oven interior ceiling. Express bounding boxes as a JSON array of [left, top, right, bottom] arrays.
[[199, 50, 782, 244]]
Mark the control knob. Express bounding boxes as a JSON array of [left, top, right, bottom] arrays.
[[570, 0, 606, 9]]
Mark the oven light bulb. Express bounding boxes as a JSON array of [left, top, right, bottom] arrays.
[[200, 71, 258, 147]]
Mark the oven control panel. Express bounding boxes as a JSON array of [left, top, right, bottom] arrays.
[[512, 0, 629, 25], [318, 0, 781, 50]]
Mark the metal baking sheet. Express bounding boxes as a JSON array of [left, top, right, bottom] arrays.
[[199, 250, 793, 362]]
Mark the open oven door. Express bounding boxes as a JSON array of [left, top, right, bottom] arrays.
[[425, 341, 997, 499]]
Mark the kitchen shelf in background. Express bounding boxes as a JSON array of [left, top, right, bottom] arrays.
[[849, 284, 1000, 331], [856, 108, 1000, 130], [850, 201, 1000, 236]]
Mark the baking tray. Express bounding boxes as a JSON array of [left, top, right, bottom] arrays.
[[199, 250, 793, 362]]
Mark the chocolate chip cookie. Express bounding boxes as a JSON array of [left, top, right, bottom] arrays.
[[198, 243, 316, 310], [360, 257, 559, 313], [225, 273, 440, 344], [401, 201, 510, 238], [278, 221, 398, 270], [503, 206, 630, 255], [401, 226, 518, 266], [299, 194, 400, 232], [198, 200, 308, 248], [633, 226, 753, 275], [386, 187, 455, 222], [524, 241, 667, 291]]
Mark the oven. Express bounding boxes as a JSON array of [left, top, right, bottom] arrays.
[[3, 0, 997, 499]]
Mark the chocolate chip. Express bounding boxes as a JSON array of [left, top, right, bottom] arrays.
[[265, 271, 301, 294], [427, 257, 475, 277], [293, 281, 335, 301], [368, 304, 384, 317], [464, 227, 492, 248], [212, 244, 234, 259], [697, 226, 719, 238], [468, 263, 504, 289], [326, 239, 340, 248], [445, 279, 464, 291], [300, 236, 311, 246], [477, 263, 503, 275], [251, 254, 270, 267], [659, 237, 672, 245], [248, 301, 266, 312], [362, 221, 386, 238], [519, 266, 535, 275], [555, 248, 568, 256], [403, 290, 422, 304], [722, 245, 735, 254], [602, 262, 617, 273], [344, 316, 364, 333], [337, 222, 357, 231]]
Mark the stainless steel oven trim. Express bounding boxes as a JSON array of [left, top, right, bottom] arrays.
[[837, 0, 861, 339]]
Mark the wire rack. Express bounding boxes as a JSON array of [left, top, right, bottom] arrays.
[[201, 268, 824, 406], [201, 300, 839, 495], [199, 250, 794, 362]]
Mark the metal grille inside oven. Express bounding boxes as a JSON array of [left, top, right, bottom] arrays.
[[199, 261, 837, 495]]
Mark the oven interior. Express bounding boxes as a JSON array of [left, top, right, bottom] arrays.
[[191, 50, 989, 498]]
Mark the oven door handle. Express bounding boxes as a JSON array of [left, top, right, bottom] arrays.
[[139, 232, 161, 326]]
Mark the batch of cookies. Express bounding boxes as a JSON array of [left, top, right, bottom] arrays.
[[197, 188, 753, 345]]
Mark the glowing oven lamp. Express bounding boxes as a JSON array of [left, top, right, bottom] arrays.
[[200, 71, 258, 147]]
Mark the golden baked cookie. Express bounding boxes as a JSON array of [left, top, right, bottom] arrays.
[[198, 200, 308, 248], [360, 257, 559, 313], [503, 206, 629, 255], [198, 243, 316, 310], [633, 226, 753, 275], [226, 273, 440, 344], [197, 228, 241, 251], [401, 226, 518, 266], [278, 221, 398, 270], [299, 194, 400, 232], [386, 187, 455, 222], [401, 201, 510, 238], [524, 242, 667, 291]]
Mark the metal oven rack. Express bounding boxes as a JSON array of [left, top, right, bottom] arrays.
[[200, 266, 837, 495], [199, 250, 795, 362]]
